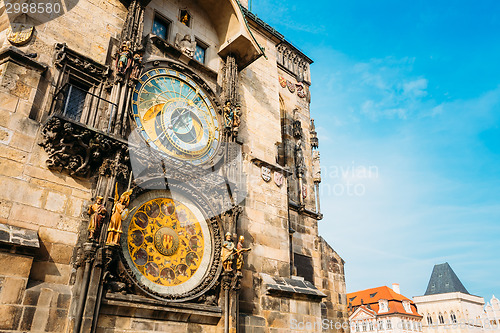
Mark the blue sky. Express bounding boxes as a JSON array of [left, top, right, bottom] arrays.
[[249, 0, 500, 300]]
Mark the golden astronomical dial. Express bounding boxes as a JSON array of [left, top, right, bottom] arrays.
[[131, 68, 221, 165], [121, 191, 215, 299]]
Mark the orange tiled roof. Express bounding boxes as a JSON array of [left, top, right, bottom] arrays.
[[348, 286, 422, 317]]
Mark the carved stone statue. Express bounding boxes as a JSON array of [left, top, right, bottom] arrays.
[[116, 41, 132, 75], [88, 196, 106, 241], [106, 185, 133, 246], [295, 140, 305, 176], [129, 50, 143, 81], [175, 34, 195, 58], [235, 235, 251, 271], [223, 102, 233, 130], [312, 151, 321, 183], [221, 232, 235, 272], [232, 105, 241, 138]]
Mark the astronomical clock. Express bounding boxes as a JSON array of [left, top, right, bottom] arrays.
[[122, 65, 225, 301], [131, 68, 222, 165]]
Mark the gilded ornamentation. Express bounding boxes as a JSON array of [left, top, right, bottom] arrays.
[[7, 23, 34, 46], [221, 232, 235, 272], [88, 196, 107, 241], [106, 185, 134, 246], [235, 235, 251, 271]]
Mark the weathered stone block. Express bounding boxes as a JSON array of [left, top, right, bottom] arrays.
[[0, 252, 33, 278], [38, 227, 78, 246], [19, 305, 36, 331], [29, 261, 71, 284], [44, 191, 67, 213], [46, 308, 68, 332], [0, 157, 24, 177], [0, 277, 26, 304], [0, 304, 22, 330]]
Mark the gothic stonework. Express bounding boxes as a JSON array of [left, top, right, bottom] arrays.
[[0, 1, 347, 332]]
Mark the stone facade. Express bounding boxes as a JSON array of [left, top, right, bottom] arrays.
[[0, 1, 347, 332]]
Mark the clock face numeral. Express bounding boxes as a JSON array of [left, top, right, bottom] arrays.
[[132, 69, 220, 164]]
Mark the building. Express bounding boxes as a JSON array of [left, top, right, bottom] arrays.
[[484, 296, 500, 329], [0, 0, 348, 332], [413, 263, 494, 333], [348, 284, 423, 333]]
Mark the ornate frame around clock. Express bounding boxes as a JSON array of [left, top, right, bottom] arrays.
[[119, 184, 223, 302]]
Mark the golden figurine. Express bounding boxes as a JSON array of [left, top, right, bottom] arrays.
[[106, 185, 134, 246], [235, 235, 251, 271], [88, 196, 106, 241], [221, 232, 235, 272]]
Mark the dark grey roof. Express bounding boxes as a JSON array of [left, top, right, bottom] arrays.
[[261, 273, 326, 300], [425, 263, 469, 295]]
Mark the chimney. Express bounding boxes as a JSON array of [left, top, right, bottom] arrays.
[[392, 283, 400, 294]]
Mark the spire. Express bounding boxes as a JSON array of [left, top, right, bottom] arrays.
[[424, 262, 469, 295]]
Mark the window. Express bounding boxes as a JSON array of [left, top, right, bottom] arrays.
[[194, 41, 207, 64], [402, 320, 407, 330], [63, 79, 90, 121], [362, 322, 367, 331], [403, 301, 412, 313], [152, 15, 170, 40], [369, 322, 374, 331], [356, 322, 360, 332], [438, 313, 444, 324], [427, 315, 433, 325], [379, 299, 389, 313], [451, 312, 457, 323], [386, 320, 392, 330], [378, 320, 384, 330]]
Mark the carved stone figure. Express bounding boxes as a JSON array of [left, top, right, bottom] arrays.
[[221, 232, 235, 272], [106, 185, 133, 246], [232, 105, 241, 137], [312, 151, 321, 183], [129, 51, 143, 81], [223, 101, 233, 130], [235, 235, 251, 271], [88, 196, 107, 240], [295, 140, 305, 176], [116, 41, 132, 75], [175, 34, 195, 58]]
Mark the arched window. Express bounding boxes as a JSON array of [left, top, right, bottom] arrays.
[[427, 315, 433, 325], [369, 321, 374, 331], [356, 322, 360, 332], [378, 320, 384, 330], [386, 319, 392, 330], [438, 313, 445, 324], [363, 321, 367, 331], [451, 311, 457, 323]]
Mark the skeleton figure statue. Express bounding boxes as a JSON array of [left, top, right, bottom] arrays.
[[88, 196, 106, 241], [106, 185, 133, 246]]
